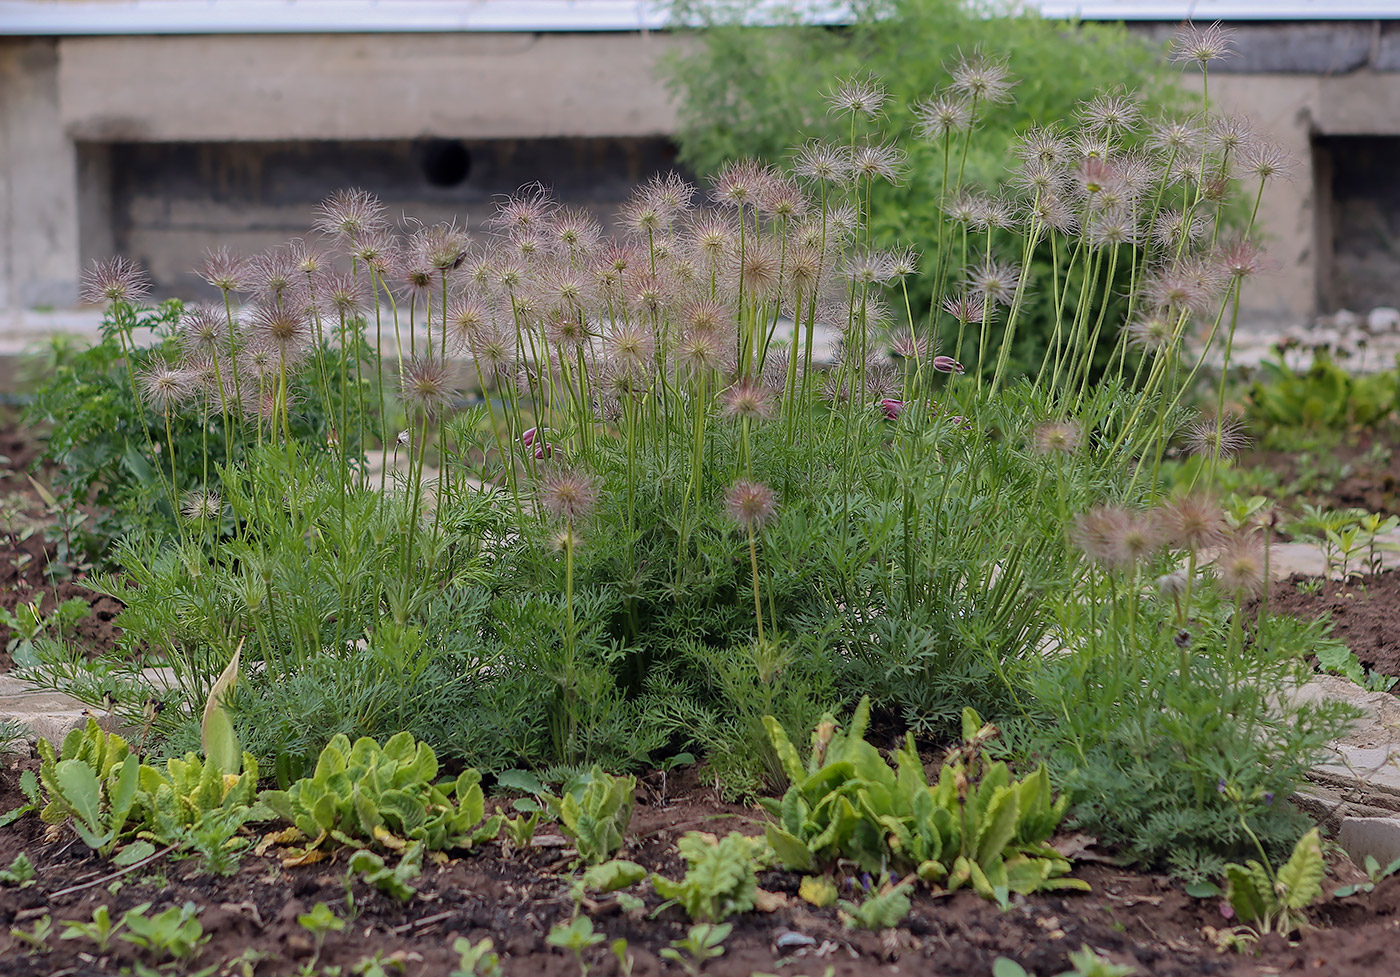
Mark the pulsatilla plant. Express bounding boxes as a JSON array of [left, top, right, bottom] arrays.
[[29, 28, 1346, 884]]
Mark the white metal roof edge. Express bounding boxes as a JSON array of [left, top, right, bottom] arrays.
[[0, 0, 1396, 37]]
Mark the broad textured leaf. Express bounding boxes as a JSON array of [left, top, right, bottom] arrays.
[[1278, 828, 1325, 911], [975, 786, 1019, 868], [762, 716, 805, 785], [584, 859, 647, 893], [1225, 862, 1272, 924], [54, 759, 102, 833], [201, 641, 242, 775], [765, 825, 814, 871]]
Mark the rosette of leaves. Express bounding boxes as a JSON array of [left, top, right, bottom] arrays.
[[651, 831, 772, 922], [761, 698, 1085, 902], [1223, 827, 1324, 936], [137, 750, 261, 843], [545, 767, 636, 865], [36, 718, 141, 855], [262, 731, 502, 852]]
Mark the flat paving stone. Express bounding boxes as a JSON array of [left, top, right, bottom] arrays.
[[0, 674, 95, 746]]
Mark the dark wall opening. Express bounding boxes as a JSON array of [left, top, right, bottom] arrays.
[[79, 136, 686, 299], [1314, 135, 1400, 314]]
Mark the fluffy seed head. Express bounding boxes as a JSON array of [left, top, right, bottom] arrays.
[[793, 140, 851, 184], [850, 141, 906, 185], [178, 303, 227, 357], [248, 303, 312, 359], [967, 257, 1022, 308], [138, 363, 195, 411], [181, 488, 222, 522], [1161, 495, 1227, 552], [1126, 312, 1175, 352], [1185, 414, 1250, 460], [948, 50, 1015, 104], [725, 479, 778, 530], [539, 468, 599, 523], [489, 185, 556, 236], [199, 246, 250, 293], [1216, 533, 1266, 598], [1032, 419, 1081, 456], [721, 379, 778, 422], [825, 75, 888, 117], [313, 188, 388, 242], [1240, 141, 1293, 183], [711, 159, 772, 210], [1170, 21, 1237, 69], [914, 91, 972, 140], [81, 256, 152, 305], [1080, 92, 1142, 134], [399, 356, 455, 416]]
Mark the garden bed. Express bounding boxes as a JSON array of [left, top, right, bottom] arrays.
[[2, 759, 1399, 977]]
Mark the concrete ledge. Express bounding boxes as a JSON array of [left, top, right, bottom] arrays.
[[1339, 816, 1400, 868]]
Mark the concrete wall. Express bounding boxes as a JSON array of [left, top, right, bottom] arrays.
[[99, 136, 683, 299], [0, 30, 685, 328], [1202, 70, 1400, 324], [0, 39, 81, 309], [56, 32, 680, 143], [4, 24, 1400, 331]]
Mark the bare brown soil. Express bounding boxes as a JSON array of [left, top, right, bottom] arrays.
[[0, 760, 1398, 977], [1265, 570, 1400, 681], [0, 424, 123, 672], [1237, 428, 1400, 517]]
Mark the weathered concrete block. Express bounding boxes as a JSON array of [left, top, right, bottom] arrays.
[[1339, 817, 1400, 870]]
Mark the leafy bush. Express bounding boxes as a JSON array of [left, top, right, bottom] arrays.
[[1247, 352, 1400, 430], [661, 0, 1186, 375], [761, 698, 1083, 901]]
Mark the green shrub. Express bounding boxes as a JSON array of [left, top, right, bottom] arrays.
[[661, 0, 1187, 375]]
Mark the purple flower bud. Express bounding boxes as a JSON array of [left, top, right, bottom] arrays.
[[1264, 791, 1274, 807], [933, 355, 965, 375], [879, 398, 904, 420], [521, 427, 539, 448], [1217, 778, 1227, 794], [1219, 900, 1235, 920]]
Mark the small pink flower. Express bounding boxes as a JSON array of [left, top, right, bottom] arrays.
[[933, 355, 965, 375], [879, 398, 904, 420], [1219, 900, 1235, 921]]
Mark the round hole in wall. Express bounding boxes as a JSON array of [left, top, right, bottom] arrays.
[[420, 139, 471, 188]]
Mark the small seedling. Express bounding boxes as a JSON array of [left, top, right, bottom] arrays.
[[994, 945, 1135, 977], [546, 914, 606, 977], [9, 914, 53, 952], [60, 903, 133, 952], [347, 844, 422, 903], [501, 809, 541, 851], [451, 936, 503, 977], [0, 769, 42, 829], [837, 876, 913, 930], [119, 901, 209, 962], [1334, 854, 1400, 898], [610, 938, 635, 977], [659, 922, 731, 977], [298, 901, 346, 969], [0, 851, 35, 886]]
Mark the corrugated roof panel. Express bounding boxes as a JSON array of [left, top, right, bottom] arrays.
[[0, 0, 1396, 36]]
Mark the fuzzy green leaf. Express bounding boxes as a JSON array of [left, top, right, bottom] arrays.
[[1277, 828, 1325, 911]]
